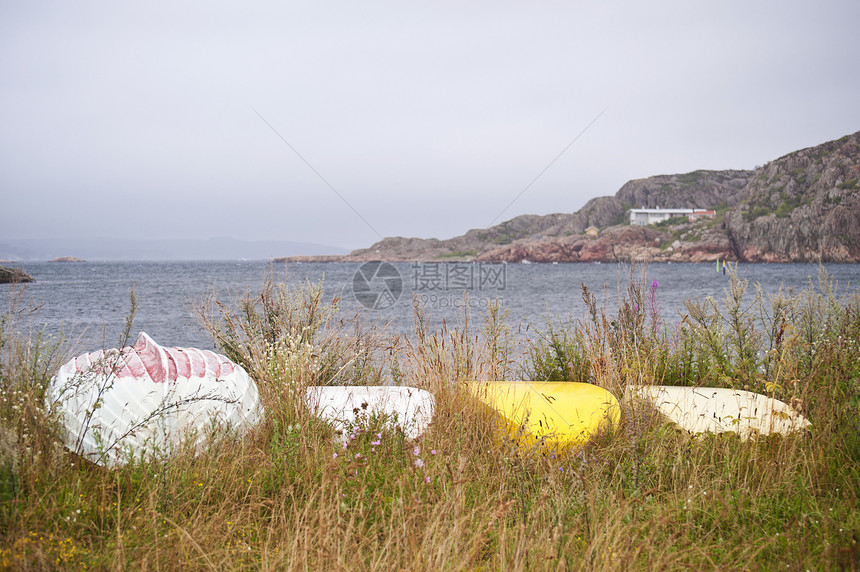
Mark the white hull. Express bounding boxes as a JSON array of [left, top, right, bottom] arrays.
[[628, 385, 811, 438], [304, 386, 435, 440], [46, 332, 263, 466]]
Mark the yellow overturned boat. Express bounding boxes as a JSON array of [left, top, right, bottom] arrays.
[[469, 381, 621, 453]]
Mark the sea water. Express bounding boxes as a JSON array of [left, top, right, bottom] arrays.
[[2, 260, 859, 351]]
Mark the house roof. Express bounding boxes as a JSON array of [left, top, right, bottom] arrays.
[[628, 208, 695, 214]]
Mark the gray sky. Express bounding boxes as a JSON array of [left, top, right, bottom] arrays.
[[2, 1, 859, 250]]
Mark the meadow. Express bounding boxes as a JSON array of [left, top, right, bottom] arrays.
[[1, 267, 858, 570]]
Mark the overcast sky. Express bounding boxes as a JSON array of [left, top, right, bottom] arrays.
[[2, 1, 859, 250]]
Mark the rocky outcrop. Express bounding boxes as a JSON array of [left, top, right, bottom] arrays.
[[272, 255, 346, 263], [0, 265, 34, 283], [615, 170, 753, 212], [725, 132, 860, 262], [346, 236, 452, 262], [474, 222, 734, 263], [49, 256, 85, 263]]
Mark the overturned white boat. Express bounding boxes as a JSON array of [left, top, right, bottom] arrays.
[[304, 385, 435, 441], [46, 332, 263, 466], [627, 385, 811, 438]]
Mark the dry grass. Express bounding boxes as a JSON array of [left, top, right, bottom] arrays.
[[1, 268, 859, 570]]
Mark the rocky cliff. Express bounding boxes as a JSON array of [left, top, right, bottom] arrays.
[[725, 132, 860, 262], [278, 130, 860, 264], [615, 170, 752, 212]]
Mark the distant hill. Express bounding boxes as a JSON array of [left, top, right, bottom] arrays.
[[285, 130, 860, 263], [0, 237, 348, 261]]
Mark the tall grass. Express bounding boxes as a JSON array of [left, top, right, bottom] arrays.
[[1, 268, 859, 569]]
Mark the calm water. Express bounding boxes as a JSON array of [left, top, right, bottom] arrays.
[[3, 260, 859, 351]]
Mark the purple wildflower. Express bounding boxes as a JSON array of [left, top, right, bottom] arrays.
[[414, 458, 424, 468]]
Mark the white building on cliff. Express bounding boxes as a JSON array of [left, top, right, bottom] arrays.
[[628, 208, 715, 226]]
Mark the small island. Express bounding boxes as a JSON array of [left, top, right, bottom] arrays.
[[0, 265, 34, 283], [49, 256, 85, 263]]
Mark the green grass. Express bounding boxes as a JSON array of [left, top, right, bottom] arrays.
[[650, 216, 689, 229], [434, 250, 478, 260], [1, 268, 859, 569], [676, 170, 706, 186]]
